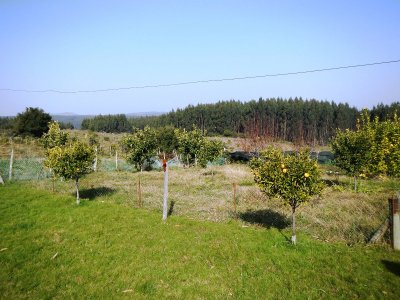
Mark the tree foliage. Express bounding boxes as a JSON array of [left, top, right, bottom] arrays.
[[41, 121, 69, 149], [155, 126, 179, 155], [13, 107, 52, 137], [81, 114, 131, 133], [175, 127, 204, 166], [197, 139, 225, 168], [130, 98, 360, 145], [45, 142, 95, 204], [121, 126, 158, 171], [331, 110, 400, 189], [250, 147, 324, 244], [42, 124, 95, 204]]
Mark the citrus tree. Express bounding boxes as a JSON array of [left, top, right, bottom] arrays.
[[331, 110, 400, 190], [45, 142, 95, 204], [41, 121, 68, 149], [121, 126, 158, 171], [41, 121, 70, 190], [198, 139, 225, 168], [330, 128, 372, 191], [250, 147, 324, 244], [175, 127, 204, 167]]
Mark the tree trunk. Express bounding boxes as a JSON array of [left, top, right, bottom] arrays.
[[291, 206, 297, 244], [75, 177, 80, 205]]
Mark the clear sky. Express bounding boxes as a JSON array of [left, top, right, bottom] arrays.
[[1, 0, 399, 116]]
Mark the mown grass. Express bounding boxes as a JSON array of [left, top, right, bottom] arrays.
[[1, 183, 400, 299]]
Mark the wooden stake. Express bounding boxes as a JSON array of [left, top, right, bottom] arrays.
[[137, 176, 142, 207], [232, 183, 237, 215], [93, 146, 98, 172], [162, 158, 168, 221], [9, 148, 14, 181], [115, 151, 118, 170]]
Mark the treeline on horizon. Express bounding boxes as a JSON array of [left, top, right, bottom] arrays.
[[128, 98, 399, 145], [1, 99, 399, 146]]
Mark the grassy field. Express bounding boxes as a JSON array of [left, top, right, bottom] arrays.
[[26, 163, 399, 245], [1, 183, 400, 299]]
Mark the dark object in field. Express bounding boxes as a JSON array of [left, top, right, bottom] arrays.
[[229, 151, 259, 162]]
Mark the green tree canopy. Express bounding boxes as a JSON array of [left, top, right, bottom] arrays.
[[331, 110, 400, 190], [198, 139, 225, 168], [41, 121, 69, 149], [13, 107, 52, 137], [250, 148, 324, 244], [121, 126, 158, 171], [175, 126, 204, 167], [45, 142, 95, 204]]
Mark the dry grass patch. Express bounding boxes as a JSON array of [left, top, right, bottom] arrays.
[[28, 163, 397, 245]]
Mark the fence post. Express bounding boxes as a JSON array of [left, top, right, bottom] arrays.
[[9, 148, 14, 181], [391, 194, 400, 250], [93, 146, 98, 172], [162, 159, 168, 221], [232, 183, 237, 215], [115, 151, 118, 171], [137, 176, 142, 207]]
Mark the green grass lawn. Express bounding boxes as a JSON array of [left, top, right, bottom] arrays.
[[1, 183, 400, 299]]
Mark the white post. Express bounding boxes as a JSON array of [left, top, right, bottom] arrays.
[[162, 159, 168, 221], [115, 151, 118, 170], [393, 194, 400, 250], [9, 148, 14, 181], [93, 146, 98, 172]]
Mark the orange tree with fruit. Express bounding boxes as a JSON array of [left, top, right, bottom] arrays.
[[250, 147, 324, 244]]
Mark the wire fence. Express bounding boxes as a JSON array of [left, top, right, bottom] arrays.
[[0, 153, 227, 182]]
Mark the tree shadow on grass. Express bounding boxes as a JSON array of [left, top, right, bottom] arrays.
[[381, 260, 400, 277], [168, 200, 175, 216], [322, 179, 340, 187], [239, 209, 290, 230], [79, 187, 116, 200], [239, 209, 292, 243]]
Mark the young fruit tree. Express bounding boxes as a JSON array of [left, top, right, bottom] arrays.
[[250, 147, 324, 244], [175, 126, 205, 167], [331, 110, 400, 190], [41, 121, 68, 149], [330, 127, 372, 191], [45, 142, 95, 204], [198, 139, 225, 169], [121, 126, 157, 172]]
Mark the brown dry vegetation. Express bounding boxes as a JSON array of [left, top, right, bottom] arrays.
[[28, 163, 398, 245]]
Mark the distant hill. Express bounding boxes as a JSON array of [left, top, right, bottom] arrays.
[[51, 115, 92, 129], [52, 112, 163, 129]]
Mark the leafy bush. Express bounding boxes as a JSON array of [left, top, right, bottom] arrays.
[[13, 107, 52, 137], [250, 147, 324, 244]]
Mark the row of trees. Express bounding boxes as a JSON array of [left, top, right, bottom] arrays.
[[130, 98, 362, 144], [331, 110, 400, 189], [249, 110, 399, 244], [121, 126, 225, 171], [41, 123, 225, 203], [81, 114, 131, 133]]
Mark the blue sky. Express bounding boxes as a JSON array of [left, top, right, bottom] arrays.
[[0, 0, 399, 116]]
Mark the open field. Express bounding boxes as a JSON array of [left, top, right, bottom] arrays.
[[22, 163, 399, 245], [1, 184, 400, 299]]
